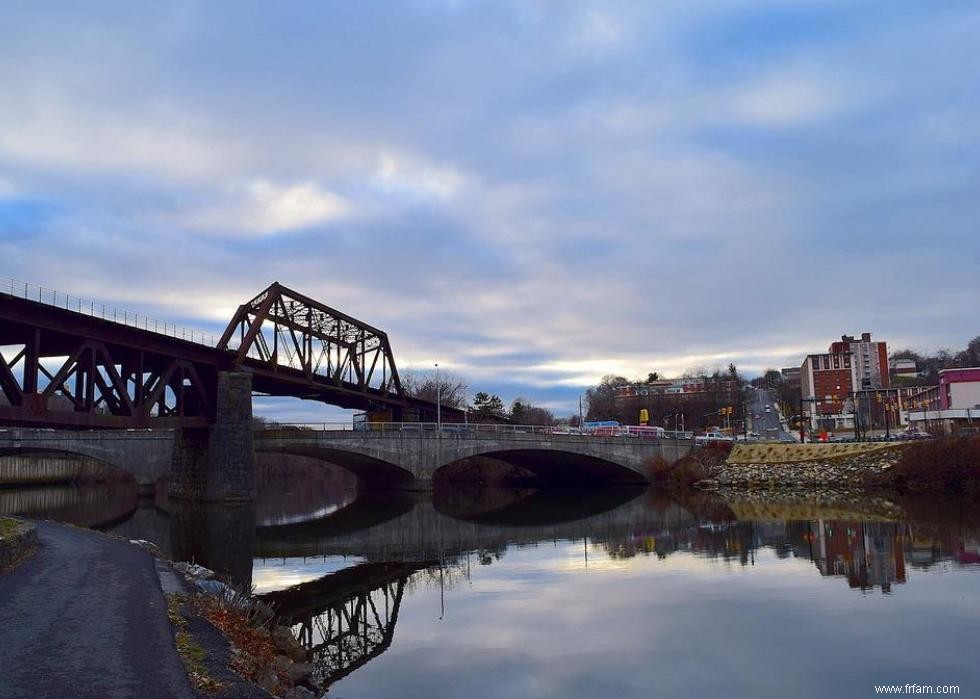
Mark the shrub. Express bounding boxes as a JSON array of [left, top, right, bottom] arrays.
[[874, 435, 980, 491], [647, 444, 728, 490]]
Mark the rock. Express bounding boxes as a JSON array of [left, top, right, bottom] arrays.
[[283, 687, 315, 699], [257, 669, 280, 694], [174, 562, 215, 580], [128, 539, 161, 555], [288, 661, 313, 685], [693, 478, 719, 490], [272, 654, 292, 674], [272, 626, 306, 661], [195, 579, 233, 599]]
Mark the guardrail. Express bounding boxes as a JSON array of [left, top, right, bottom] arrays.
[[254, 422, 695, 441], [0, 275, 220, 347]]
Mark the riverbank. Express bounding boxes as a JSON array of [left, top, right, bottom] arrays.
[[710, 443, 906, 488], [656, 435, 980, 493]]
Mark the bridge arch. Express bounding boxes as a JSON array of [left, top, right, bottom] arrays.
[[433, 448, 649, 487], [254, 443, 416, 489], [0, 438, 172, 492]]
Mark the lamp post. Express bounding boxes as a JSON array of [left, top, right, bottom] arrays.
[[435, 362, 441, 432]]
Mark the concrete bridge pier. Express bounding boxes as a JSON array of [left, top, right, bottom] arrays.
[[169, 372, 256, 502]]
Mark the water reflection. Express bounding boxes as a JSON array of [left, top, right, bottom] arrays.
[[169, 499, 257, 588], [3, 479, 979, 698], [0, 482, 138, 528], [263, 562, 424, 688]]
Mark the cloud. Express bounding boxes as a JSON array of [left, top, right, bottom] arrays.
[[723, 73, 845, 127], [0, 1, 978, 419], [180, 179, 351, 235]]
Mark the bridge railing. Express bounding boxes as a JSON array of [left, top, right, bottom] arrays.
[[254, 421, 694, 442], [0, 275, 221, 347]]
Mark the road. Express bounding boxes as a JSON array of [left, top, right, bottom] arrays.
[[746, 387, 798, 442], [0, 522, 194, 698]]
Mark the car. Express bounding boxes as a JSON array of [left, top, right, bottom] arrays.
[[753, 414, 761, 419]]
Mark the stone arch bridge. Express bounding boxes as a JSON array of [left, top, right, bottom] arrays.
[[0, 426, 692, 494]]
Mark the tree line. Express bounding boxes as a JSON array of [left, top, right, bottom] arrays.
[[584, 364, 744, 431], [401, 369, 555, 425], [890, 335, 980, 386]]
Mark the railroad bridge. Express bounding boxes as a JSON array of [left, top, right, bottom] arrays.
[[0, 279, 689, 500]]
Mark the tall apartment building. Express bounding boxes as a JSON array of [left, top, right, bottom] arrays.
[[800, 332, 890, 426], [832, 332, 890, 390]]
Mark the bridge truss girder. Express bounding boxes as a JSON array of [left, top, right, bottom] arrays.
[[218, 283, 404, 411], [296, 577, 407, 688], [0, 298, 214, 429]]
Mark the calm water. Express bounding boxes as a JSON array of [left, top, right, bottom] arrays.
[[3, 480, 979, 698]]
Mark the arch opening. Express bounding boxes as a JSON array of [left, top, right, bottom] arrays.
[[0, 447, 139, 488], [254, 444, 416, 490], [433, 448, 648, 489]]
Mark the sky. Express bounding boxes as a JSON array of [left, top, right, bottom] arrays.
[[1, 1, 978, 419]]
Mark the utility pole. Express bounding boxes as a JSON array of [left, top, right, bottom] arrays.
[[799, 385, 806, 443]]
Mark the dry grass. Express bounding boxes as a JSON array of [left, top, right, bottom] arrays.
[[166, 594, 224, 694], [0, 518, 20, 539], [194, 594, 286, 691], [872, 435, 980, 491], [727, 442, 904, 465]]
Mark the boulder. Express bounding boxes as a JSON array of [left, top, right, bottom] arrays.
[[288, 661, 313, 685], [272, 626, 306, 661]]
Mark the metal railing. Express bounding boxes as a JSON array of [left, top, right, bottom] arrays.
[[254, 421, 693, 441], [0, 275, 220, 347]]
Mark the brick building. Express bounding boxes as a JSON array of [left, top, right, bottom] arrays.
[[800, 332, 890, 429]]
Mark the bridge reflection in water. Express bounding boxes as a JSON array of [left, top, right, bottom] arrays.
[[263, 562, 424, 689]]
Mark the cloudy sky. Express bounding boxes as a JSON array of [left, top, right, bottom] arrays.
[[1, 1, 978, 419]]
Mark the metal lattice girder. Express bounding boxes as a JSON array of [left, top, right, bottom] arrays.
[[218, 282, 403, 400], [0, 281, 452, 428]]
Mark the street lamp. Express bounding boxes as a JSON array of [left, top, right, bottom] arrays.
[[435, 362, 441, 431]]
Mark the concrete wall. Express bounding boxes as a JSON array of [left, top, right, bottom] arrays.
[[950, 382, 980, 410]]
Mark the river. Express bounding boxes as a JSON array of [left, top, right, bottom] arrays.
[[2, 479, 978, 698]]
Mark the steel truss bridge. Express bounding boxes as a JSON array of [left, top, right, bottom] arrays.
[[0, 279, 458, 429]]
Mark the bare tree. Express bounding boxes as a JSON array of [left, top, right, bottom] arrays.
[[401, 369, 469, 409]]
